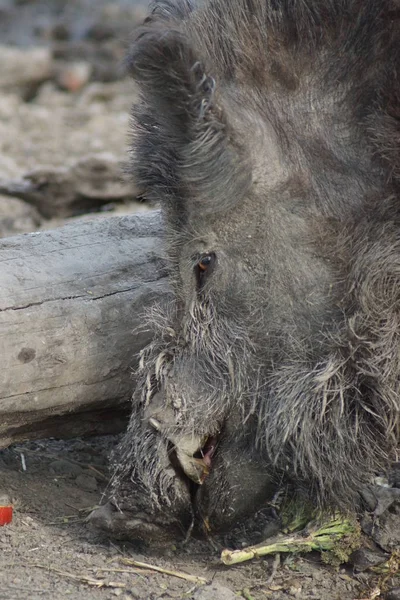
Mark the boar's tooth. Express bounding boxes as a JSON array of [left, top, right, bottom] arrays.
[[149, 417, 162, 431]]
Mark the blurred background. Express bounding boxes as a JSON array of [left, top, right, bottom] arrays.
[[0, 0, 150, 238]]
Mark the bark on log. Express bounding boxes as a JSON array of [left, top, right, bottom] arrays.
[[0, 210, 168, 448]]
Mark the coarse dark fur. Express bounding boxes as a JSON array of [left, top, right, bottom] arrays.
[[110, 0, 400, 537]]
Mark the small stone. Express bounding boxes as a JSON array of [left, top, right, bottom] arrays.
[[386, 588, 400, 600]]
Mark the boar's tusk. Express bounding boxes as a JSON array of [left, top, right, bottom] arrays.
[[149, 417, 162, 431]]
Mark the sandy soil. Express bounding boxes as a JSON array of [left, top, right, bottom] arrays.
[[0, 2, 398, 599]]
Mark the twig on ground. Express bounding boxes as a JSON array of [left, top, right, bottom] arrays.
[[120, 558, 208, 585], [95, 567, 153, 574], [64, 502, 80, 512], [267, 552, 280, 585], [30, 564, 126, 589]]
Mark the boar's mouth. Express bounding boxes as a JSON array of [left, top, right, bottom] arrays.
[[146, 393, 221, 487], [178, 435, 219, 485], [149, 415, 219, 485]]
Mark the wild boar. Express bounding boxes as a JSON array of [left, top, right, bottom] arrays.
[[91, 0, 400, 543]]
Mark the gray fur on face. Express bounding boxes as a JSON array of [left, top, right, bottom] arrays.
[[110, 0, 400, 535]]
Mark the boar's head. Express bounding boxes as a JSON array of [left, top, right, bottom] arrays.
[[97, 0, 400, 543]]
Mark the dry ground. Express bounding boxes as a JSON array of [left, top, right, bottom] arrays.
[[0, 437, 384, 600]]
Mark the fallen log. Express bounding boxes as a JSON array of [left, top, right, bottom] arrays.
[[0, 210, 168, 448]]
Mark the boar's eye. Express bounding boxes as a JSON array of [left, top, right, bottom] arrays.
[[195, 252, 216, 289], [198, 254, 213, 271]]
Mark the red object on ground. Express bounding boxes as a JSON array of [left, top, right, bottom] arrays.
[[0, 503, 13, 525]]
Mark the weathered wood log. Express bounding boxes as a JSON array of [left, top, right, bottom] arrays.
[[0, 210, 168, 448]]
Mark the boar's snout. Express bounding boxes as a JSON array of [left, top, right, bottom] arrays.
[[145, 394, 277, 535]]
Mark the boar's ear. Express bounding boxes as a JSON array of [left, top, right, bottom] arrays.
[[125, 25, 252, 213], [143, 0, 196, 23]]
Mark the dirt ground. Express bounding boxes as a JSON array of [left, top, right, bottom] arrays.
[[1, 437, 390, 600], [0, 2, 398, 599]]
